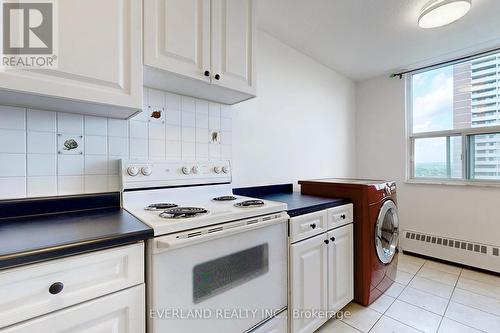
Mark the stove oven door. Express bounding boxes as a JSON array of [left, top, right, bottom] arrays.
[[148, 214, 288, 333]]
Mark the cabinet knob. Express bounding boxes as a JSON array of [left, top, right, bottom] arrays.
[[324, 239, 330, 245], [214, 74, 221, 80], [49, 282, 64, 295], [341, 214, 346, 219], [204, 70, 210, 77], [330, 237, 336, 242], [310, 223, 316, 229]]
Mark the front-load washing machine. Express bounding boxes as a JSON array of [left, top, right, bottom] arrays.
[[299, 179, 400, 306]]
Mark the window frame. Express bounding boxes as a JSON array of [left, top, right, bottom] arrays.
[[405, 65, 500, 187]]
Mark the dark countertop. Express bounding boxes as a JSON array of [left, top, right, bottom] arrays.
[[233, 184, 351, 217], [0, 193, 153, 270]]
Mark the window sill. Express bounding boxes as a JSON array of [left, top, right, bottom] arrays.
[[405, 178, 500, 188]]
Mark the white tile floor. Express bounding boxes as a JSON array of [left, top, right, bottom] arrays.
[[317, 253, 500, 333]]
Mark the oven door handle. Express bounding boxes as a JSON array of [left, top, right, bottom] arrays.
[[153, 214, 288, 253]]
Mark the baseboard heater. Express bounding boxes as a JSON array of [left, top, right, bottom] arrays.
[[401, 229, 500, 273]]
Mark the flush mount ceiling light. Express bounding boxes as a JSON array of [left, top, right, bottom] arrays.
[[418, 0, 472, 29]]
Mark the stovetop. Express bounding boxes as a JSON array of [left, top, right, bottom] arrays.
[[122, 184, 287, 236]]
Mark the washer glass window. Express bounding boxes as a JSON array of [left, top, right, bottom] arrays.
[[375, 200, 399, 264]]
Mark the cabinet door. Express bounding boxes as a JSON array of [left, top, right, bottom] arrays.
[[210, 0, 256, 95], [2, 285, 145, 333], [327, 224, 354, 313], [144, 0, 210, 82], [0, 0, 142, 113], [290, 234, 328, 333]]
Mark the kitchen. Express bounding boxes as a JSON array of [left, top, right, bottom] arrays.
[[0, 1, 499, 333]]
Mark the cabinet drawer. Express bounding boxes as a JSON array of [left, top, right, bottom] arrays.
[[0, 243, 144, 328], [290, 210, 328, 243], [2, 284, 145, 333], [327, 204, 353, 230]]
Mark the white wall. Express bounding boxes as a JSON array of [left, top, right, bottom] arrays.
[[231, 32, 357, 187], [356, 75, 500, 253]]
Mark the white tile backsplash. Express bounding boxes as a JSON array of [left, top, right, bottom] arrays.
[[84, 175, 108, 194], [181, 96, 196, 113], [182, 111, 196, 127], [129, 120, 148, 138], [58, 155, 84, 176], [0, 129, 26, 153], [182, 142, 196, 159], [149, 122, 166, 140], [108, 119, 128, 137], [196, 128, 209, 143], [57, 113, 83, 134], [0, 88, 231, 199], [85, 135, 107, 155], [27, 154, 57, 176], [58, 175, 84, 195], [85, 116, 108, 136], [27, 176, 57, 197], [108, 136, 129, 156], [166, 141, 181, 159], [27, 109, 56, 132], [149, 140, 166, 160], [0, 153, 26, 177], [27, 132, 56, 154], [0, 177, 26, 199], [130, 138, 148, 158], [182, 126, 196, 142], [0, 106, 25, 130], [166, 92, 181, 110], [149, 89, 166, 107], [84, 155, 108, 175], [165, 109, 181, 125], [195, 99, 209, 114]]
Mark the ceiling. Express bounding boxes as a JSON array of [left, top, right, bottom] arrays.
[[258, 0, 500, 81]]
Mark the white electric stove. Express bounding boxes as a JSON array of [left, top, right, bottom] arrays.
[[121, 160, 289, 333]]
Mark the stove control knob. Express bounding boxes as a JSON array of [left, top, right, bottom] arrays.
[[141, 166, 152, 176], [191, 166, 199, 174], [222, 166, 229, 174], [127, 166, 139, 177], [182, 166, 191, 175], [214, 166, 222, 174]]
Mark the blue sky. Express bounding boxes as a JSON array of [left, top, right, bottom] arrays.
[[412, 66, 454, 163]]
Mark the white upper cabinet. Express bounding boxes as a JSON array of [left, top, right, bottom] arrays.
[[0, 0, 143, 119], [211, 0, 256, 95], [143, 0, 256, 104], [143, 0, 210, 82]]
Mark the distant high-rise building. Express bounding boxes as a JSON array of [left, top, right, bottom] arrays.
[[453, 54, 500, 180]]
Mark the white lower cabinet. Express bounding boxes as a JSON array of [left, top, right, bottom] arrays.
[[290, 233, 328, 333], [327, 224, 354, 314], [2, 284, 145, 333], [0, 243, 144, 328], [289, 205, 354, 333]]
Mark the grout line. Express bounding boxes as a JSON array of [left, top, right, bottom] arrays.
[[451, 286, 500, 315], [24, 108, 28, 198], [442, 316, 488, 333], [336, 318, 364, 332], [436, 266, 462, 332], [372, 258, 433, 333]]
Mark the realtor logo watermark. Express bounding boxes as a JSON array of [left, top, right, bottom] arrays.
[[1, 0, 58, 69]]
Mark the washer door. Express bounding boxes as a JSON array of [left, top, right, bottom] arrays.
[[375, 200, 399, 264]]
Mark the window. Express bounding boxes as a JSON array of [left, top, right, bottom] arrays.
[[408, 51, 500, 183]]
